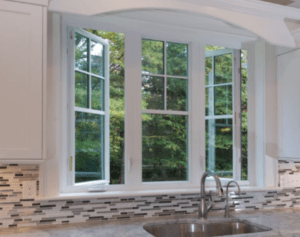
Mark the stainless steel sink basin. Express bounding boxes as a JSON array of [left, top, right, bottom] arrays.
[[143, 219, 272, 237]]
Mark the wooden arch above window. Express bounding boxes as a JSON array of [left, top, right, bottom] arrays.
[[48, 0, 300, 48]]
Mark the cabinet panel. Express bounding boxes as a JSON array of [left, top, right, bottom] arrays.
[[0, 2, 43, 159], [277, 49, 300, 158]]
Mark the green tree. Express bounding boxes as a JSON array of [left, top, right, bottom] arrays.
[[141, 40, 188, 181], [241, 50, 248, 180], [205, 46, 248, 179], [74, 31, 248, 183], [86, 30, 125, 184]]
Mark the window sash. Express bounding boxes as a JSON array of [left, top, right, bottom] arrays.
[[68, 27, 110, 187], [141, 39, 190, 183], [205, 49, 242, 181]]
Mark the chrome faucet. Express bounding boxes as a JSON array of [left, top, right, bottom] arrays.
[[199, 171, 224, 219], [224, 181, 241, 218]]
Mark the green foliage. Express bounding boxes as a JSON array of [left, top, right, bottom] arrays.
[[141, 40, 189, 181], [86, 29, 125, 184], [241, 50, 248, 180], [74, 30, 248, 183], [142, 76, 164, 110], [205, 46, 248, 180], [75, 33, 89, 71], [142, 114, 187, 181], [142, 39, 164, 74], [75, 112, 104, 183], [75, 72, 89, 108], [166, 42, 188, 76], [167, 78, 188, 111]]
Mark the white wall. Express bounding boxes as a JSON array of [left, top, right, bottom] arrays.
[[250, 40, 278, 188], [277, 48, 300, 159], [42, 13, 62, 197]]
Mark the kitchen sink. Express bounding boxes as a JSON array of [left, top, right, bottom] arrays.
[[143, 219, 272, 237]]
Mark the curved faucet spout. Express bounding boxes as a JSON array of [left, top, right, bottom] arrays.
[[198, 171, 224, 219], [225, 180, 241, 218], [200, 171, 224, 198]]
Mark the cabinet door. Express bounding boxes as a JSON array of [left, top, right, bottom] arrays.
[[0, 2, 43, 159], [277, 49, 300, 158]]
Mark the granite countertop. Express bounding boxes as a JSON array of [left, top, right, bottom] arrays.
[[2, 208, 300, 237]]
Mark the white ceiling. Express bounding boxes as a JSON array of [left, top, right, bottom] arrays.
[[114, 10, 258, 38]]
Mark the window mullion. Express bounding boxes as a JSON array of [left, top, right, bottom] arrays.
[[164, 41, 167, 110], [124, 32, 142, 187], [68, 27, 76, 187], [233, 49, 242, 181], [205, 82, 233, 88], [212, 55, 215, 116], [164, 76, 167, 110], [74, 107, 105, 115], [88, 38, 92, 109], [190, 42, 205, 185], [141, 72, 188, 80], [104, 41, 110, 182], [206, 55, 216, 172]]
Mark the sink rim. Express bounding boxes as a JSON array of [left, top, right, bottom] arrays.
[[143, 218, 272, 234]]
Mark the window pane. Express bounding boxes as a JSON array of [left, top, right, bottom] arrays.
[[75, 112, 105, 183], [142, 39, 164, 75], [214, 54, 232, 84], [75, 33, 89, 72], [214, 85, 232, 115], [75, 72, 89, 108], [91, 41, 104, 76], [86, 29, 125, 185], [91, 77, 104, 111], [142, 76, 164, 110], [166, 42, 188, 76], [167, 78, 188, 111], [205, 57, 213, 85], [241, 50, 248, 180], [142, 114, 188, 182], [206, 119, 233, 178]]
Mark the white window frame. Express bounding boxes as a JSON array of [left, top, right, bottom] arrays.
[[141, 38, 190, 183], [56, 15, 252, 195], [125, 34, 194, 190], [66, 26, 110, 191], [205, 48, 243, 182]]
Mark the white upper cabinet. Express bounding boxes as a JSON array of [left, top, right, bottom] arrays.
[[0, 1, 46, 159], [277, 48, 300, 158]]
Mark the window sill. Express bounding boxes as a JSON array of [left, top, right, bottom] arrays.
[[36, 185, 283, 201]]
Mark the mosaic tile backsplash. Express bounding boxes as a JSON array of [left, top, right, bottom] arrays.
[[278, 159, 300, 187], [0, 163, 300, 229]]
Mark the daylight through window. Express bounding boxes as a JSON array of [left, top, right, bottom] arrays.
[[141, 39, 189, 182]]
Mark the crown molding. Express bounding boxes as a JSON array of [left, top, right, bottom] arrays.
[[48, 0, 300, 21], [178, 0, 300, 21], [48, 0, 298, 48]]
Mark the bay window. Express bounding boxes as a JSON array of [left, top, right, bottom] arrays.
[[63, 22, 250, 193]]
